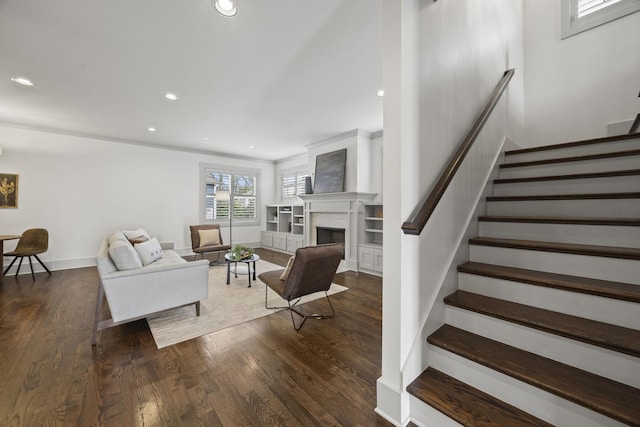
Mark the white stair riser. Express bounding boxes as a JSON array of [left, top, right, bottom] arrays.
[[469, 245, 640, 285], [505, 138, 640, 163], [487, 198, 640, 217], [493, 175, 640, 196], [409, 396, 464, 427], [479, 221, 640, 248], [429, 347, 628, 427], [499, 155, 640, 179], [446, 307, 640, 388], [458, 273, 640, 329]]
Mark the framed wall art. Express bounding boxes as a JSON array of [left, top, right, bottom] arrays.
[[0, 173, 18, 208], [313, 149, 346, 194]]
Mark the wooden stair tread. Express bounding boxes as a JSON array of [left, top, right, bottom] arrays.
[[501, 149, 640, 169], [428, 325, 640, 426], [407, 367, 553, 427], [505, 133, 640, 156], [487, 192, 640, 201], [469, 236, 640, 260], [478, 215, 640, 226], [494, 169, 640, 184], [444, 290, 640, 356], [457, 261, 640, 303]]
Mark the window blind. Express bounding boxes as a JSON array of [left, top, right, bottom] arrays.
[[578, 0, 622, 17]]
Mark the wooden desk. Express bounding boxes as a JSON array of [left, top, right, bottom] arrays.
[[0, 235, 21, 284]]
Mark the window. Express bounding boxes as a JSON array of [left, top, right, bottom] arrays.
[[281, 170, 309, 200], [201, 164, 259, 225], [561, 0, 640, 38]]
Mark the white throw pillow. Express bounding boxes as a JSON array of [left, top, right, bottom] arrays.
[[134, 237, 163, 266], [123, 228, 151, 241], [109, 240, 143, 270], [108, 231, 128, 246], [199, 229, 221, 247], [280, 256, 295, 281]]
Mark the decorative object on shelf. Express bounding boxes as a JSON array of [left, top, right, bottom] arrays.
[[313, 148, 346, 194], [229, 244, 254, 261], [0, 173, 18, 208], [304, 176, 313, 194]]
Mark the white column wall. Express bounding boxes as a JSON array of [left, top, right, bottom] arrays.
[[377, 0, 420, 424], [0, 125, 275, 270], [523, 0, 640, 146]]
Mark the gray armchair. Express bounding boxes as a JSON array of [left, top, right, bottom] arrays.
[[258, 243, 344, 330]]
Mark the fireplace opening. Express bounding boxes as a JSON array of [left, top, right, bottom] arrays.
[[316, 227, 345, 258]]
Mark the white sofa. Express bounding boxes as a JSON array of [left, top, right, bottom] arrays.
[[92, 230, 210, 345]]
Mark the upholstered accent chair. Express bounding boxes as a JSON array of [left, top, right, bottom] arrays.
[[3, 228, 51, 280], [258, 243, 344, 331], [189, 224, 231, 264]]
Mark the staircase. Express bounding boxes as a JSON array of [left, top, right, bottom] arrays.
[[407, 134, 640, 427]]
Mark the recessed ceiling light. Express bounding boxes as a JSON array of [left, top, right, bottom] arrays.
[[11, 77, 34, 86], [202, 137, 209, 140], [249, 145, 255, 149], [147, 127, 157, 132], [164, 93, 179, 101], [376, 90, 384, 97], [213, 0, 237, 17]]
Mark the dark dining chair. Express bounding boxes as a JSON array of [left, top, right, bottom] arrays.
[[3, 228, 52, 280]]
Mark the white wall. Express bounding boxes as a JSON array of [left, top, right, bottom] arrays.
[[523, 1, 640, 146], [377, 0, 524, 424], [0, 125, 275, 271], [305, 129, 381, 196]]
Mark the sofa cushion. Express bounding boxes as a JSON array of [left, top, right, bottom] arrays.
[[134, 237, 163, 266], [108, 231, 128, 246], [96, 238, 117, 276], [109, 240, 143, 270], [198, 229, 221, 247]]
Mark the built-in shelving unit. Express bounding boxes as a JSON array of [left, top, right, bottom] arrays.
[[359, 203, 383, 274], [261, 204, 304, 253], [363, 204, 383, 245]]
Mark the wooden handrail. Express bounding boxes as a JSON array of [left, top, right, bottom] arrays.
[[629, 114, 640, 134], [402, 68, 515, 235], [630, 91, 640, 134]]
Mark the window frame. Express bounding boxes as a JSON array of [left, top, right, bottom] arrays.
[[200, 163, 261, 227], [561, 0, 640, 39]]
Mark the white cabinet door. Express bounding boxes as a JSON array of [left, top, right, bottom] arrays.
[[373, 248, 383, 272], [286, 236, 303, 253], [273, 234, 287, 251], [358, 245, 382, 273], [358, 246, 375, 270], [261, 232, 273, 248]]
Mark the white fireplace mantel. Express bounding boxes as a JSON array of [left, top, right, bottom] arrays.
[[300, 192, 378, 271], [299, 192, 377, 203]]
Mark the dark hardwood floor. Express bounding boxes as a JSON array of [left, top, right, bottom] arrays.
[[0, 248, 389, 426]]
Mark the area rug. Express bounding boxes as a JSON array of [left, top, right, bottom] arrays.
[[146, 260, 348, 348]]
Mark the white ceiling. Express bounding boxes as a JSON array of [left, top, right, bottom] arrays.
[[0, 0, 383, 161]]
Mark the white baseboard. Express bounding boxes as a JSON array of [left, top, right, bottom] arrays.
[[2, 256, 95, 275]]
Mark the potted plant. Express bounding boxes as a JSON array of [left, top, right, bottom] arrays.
[[230, 244, 254, 261]]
